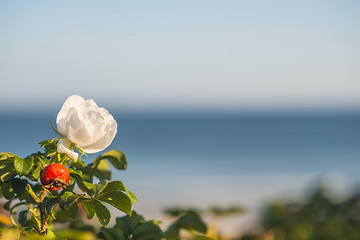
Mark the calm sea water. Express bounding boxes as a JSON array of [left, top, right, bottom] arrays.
[[1, 112, 360, 230], [2, 112, 359, 174]]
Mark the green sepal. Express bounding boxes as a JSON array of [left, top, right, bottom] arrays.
[[49, 120, 65, 137]]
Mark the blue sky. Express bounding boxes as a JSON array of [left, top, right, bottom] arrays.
[[1, 0, 359, 112]]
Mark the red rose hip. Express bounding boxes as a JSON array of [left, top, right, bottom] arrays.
[[40, 163, 70, 191]]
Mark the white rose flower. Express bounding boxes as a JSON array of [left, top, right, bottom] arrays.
[[56, 95, 118, 161]]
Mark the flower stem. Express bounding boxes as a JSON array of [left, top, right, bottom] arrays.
[[39, 187, 48, 234]]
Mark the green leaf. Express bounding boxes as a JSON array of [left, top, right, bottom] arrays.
[[40, 157, 50, 167], [59, 191, 84, 211], [164, 225, 180, 240], [70, 160, 86, 169], [73, 174, 94, 196], [3, 199, 13, 211], [0, 152, 17, 164], [89, 159, 112, 181], [92, 200, 111, 226], [23, 227, 38, 235], [39, 139, 52, 148], [83, 180, 108, 197], [98, 191, 132, 215], [14, 156, 34, 175], [43, 195, 59, 219], [100, 181, 138, 205], [2, 181, 15, 200], [69, 176, 75, 185], [165, 213, 207, 239], [93, 168, 112, 181], [100, 181, 126, 193], [39, 139, 58, 158], [11, 178, 28, 196], [68, 168, 84, 178], [98, 227, 126, 240], [94, 150, 127, 170], [0, 164, 16, 182], [10, 202, 28, 226], [68, 218, 96, 233], [97, 159, 110, 170], [132, 220, 164, 240], [176, 213, 207, 233], [55, 229, 97, 240], [65, 203, 79, 220], [46, 228, 57, 240], [25, 184, 40, 203], [127, 191, 138, 205], [25, 163, 42, 181], [18, 210, 28, 226], [113, 212, 164, 240], [115, 211, 145, 237], [81, 201, 95, 220]]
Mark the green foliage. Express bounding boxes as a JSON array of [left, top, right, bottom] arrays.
[[92, 150, 128, 170], [164, 207, 201, 217], [165, 212, 208, 240], [91, 200, 111, 226], [208, 205, 245, 216], [239, 187, 360, 240], [14, 156, 34, 175], [98, 211, 164, 240], [0, 137, 137, 238]]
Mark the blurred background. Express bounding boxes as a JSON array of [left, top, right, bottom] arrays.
[[1, 1, 360, 238]]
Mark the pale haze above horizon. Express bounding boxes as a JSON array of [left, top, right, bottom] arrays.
[[1, 1, 359, 112]]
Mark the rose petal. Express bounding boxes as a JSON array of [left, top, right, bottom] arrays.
[[84, 99, 98, 108], [83, 109, 107, 143], [81, 117, 117, 153], [57, 138, 79, 161], [66, 109, 93, 147], [57, 95, 86, 135]]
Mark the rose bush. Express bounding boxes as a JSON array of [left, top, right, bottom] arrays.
[[0, 94, 211, 240], [56, 95, 117, 161]]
